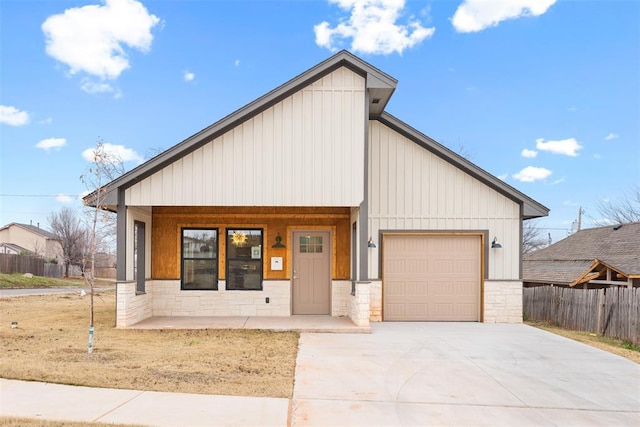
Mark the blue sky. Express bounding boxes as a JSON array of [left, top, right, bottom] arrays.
[[1, 0, 638, 245]]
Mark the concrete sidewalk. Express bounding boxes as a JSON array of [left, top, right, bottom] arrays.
[[0, 379, 289, 426]]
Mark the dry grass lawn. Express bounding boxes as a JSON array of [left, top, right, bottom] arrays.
[[528, 321, 640, 364], [0, 292, 299, 398], [0, 417, 143, 427], [0, 273, 113, 289]]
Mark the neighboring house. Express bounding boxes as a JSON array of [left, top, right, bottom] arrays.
[[0, 242, 33, 255], [523, 222, 640, 288], [0, 222, 64, 263], [85, 51, 548, 328]]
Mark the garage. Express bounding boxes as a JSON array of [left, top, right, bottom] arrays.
[[383, 234, 482, 321]]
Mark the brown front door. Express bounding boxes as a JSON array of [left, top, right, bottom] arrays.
[[292, 231, 331, 315]]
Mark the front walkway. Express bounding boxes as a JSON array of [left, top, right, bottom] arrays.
[[128, 315, 371, 333]]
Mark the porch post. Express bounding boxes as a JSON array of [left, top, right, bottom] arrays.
[[359, 86, 371, 281], [116, 189, 126, 282]]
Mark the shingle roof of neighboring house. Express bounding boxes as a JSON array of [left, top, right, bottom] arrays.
[[523, 222, 640, 285], [86, 50, 548, 220], [0, 222, 60, 240]]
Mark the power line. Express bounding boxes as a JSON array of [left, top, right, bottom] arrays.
[[0, 194, 83, 198]]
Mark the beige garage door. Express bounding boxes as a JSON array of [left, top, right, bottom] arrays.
[[383, 235, 481, 321]]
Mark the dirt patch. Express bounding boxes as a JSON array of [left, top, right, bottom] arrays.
[[0, 293, 299, 397]]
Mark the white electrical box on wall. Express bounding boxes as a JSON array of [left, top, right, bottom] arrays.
[[271, 257, 283, 271]]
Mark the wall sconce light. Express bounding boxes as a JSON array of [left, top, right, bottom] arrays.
[[368, 237, 377, 248], [272, 233, 286, 248], [491, 237, 502, 249]]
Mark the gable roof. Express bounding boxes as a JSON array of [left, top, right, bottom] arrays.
[[0, 222, 60, 241], [90, 50, 396, 208], [87, 50, 548, 219], [523, 222, 640, 284]]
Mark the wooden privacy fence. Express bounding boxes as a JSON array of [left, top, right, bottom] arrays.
[[0, 253, 63, 278], [524, 286, 640, 345]]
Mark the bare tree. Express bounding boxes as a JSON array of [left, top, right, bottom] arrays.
[[596, 184, 640, 225], [522, 220, 547, 254], [48, 208, 88, 277], [81, 141, 124, 354]]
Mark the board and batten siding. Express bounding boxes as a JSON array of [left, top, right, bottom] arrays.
[[125, 67, 366, 207], [368, 121, 521, 280]]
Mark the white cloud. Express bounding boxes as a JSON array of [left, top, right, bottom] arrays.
[[235, 59, 240, 67], [56, 194, 74, 203], [39, 117, 53, 125], [536, 137, 582, 157], [593, 153, 602, 159], [42, 0, 160, 80], [452, 0, 556, 33], [36, 137, 67, 151], [82, 142, 143, 164], [183, 70, 195, 82], [567, 106, 577, 112], [604, 132, 619, 141], [497, 173, 508, 180], [0, 105, 30, 126], [314, 0, 435, 55], [521, 148, 537, 158], [512, 166, 552, 182], [81, 79, 122, 98]]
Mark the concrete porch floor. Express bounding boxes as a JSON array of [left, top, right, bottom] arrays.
[[127, 315, 371, 333]]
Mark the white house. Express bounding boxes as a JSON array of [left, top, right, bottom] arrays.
[[86, 51, 548, 328]]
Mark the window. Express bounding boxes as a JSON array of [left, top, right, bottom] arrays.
[[299, 235, 323, 253], [134, 221, 145, 293], [181, 228, 218, 290], [226, 229, 263, 290]]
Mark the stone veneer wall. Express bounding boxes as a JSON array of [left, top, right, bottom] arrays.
[[116, 281, 152, 328], [331, 281, 351, 316], [151, 280, 291, 317], [116, 279, 369, 327], [369, 280, 382, 321], [483, 280, 523, 323], [348, 282, 370, 326]]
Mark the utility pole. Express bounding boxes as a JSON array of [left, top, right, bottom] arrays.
[[577, 207, 582, 231]]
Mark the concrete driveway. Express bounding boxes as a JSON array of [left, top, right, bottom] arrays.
[[291, 323, 640, 426]]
